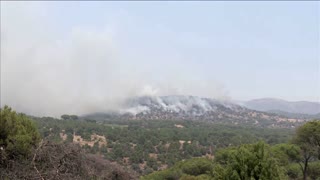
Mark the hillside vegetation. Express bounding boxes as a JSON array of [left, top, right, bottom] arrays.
[[143, 120, 320, 179], [32, 116, 294, 175], [0, 106, 137, 180], [1, 106, 320, 179]]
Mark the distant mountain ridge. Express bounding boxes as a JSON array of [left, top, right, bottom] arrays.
[[243, 98, 320, 115], [83, 95, 308, 128], [266, 110, 320, 120]]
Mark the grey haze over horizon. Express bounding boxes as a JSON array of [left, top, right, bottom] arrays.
[[1, 2, 319, 116]]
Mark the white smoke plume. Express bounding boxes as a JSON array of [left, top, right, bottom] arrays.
[[0, 2, 229, 117]]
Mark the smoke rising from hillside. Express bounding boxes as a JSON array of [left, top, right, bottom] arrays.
[[0, 2, 229, 116]]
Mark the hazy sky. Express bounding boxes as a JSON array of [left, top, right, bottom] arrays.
[[1, 1, 319, 116]]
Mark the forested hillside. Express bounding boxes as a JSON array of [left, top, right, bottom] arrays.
[[1, 106, 319, 179], [0, 106, 137, 179], [32, 115, 293, 175]]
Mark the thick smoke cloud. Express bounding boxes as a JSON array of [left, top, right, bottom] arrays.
[[0, 2, 229, 117]]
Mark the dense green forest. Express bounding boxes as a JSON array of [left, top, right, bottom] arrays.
[[32, 115, 293, 175], [1, 106, 320, 179], [142, 120, 320, 179]]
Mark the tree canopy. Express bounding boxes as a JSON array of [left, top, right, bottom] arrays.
[[213, 142, 285, 180], [0, 105, 40, 160], [293, 120, 320, 180]]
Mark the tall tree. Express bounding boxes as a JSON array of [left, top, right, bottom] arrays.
[[61, 114, 70, 120], [0, 106, 40, 161], [214, 141, 285, 180], [293, 120, 320, 180]]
